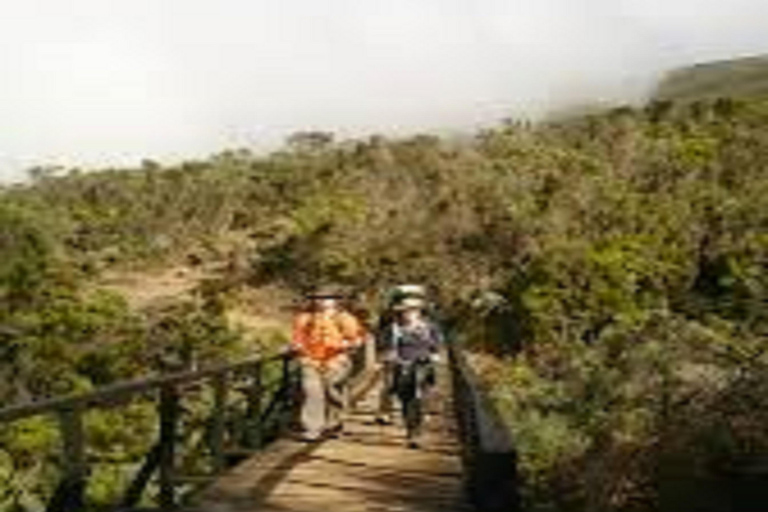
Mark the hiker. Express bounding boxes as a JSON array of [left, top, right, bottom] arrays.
[[375, 284, 429, 425], [291, 287, 366, 441], [386, 296, 444, 447]]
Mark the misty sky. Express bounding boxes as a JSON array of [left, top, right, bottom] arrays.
[[2, 0, 768, 180]]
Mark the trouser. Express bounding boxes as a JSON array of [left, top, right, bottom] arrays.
[[300, 354, 351, 438], [377, 360, 395, 418], [394, 360, 436, 440]]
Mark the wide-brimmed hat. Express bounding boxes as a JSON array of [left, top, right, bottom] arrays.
[[387, 284, 427, 306], [305, 286, 346, 300], [393, 297, 426, 311], [393, 284, 427, 297]]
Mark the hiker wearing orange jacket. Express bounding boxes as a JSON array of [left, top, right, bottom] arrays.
[[292, 288, 366, 441]]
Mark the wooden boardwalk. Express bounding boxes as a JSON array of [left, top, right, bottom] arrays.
[[188, 371, 471, 512]]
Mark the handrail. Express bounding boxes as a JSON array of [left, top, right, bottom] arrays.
[[448, 341, 520, 512], [0, 350, 299, 512], [0, 340, 378, 512], [0, 352, 288, 423]]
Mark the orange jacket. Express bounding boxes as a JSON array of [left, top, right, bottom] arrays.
[[292, 310, 365, 362]]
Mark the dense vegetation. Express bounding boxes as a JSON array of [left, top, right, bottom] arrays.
[[1, 96, 767, 510]]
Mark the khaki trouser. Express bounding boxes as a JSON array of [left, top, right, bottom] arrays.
[[300, 353, 351, 438]]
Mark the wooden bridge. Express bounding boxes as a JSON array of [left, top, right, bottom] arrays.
[[0, 342, 519, 512]]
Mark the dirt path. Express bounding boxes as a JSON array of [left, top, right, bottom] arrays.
[[98, 265, 209, 310], [97, 265, 294, 345]]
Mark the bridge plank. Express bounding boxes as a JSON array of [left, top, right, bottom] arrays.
[[187, 367, 469, 512]]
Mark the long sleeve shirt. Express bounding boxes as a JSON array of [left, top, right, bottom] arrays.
[[385, 320, 443, 362], [292, 310, 365, 362]]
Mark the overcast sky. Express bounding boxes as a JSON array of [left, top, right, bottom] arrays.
[[1, 0, 768, 180]]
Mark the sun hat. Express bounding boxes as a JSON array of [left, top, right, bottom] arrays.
[[393, 297, 426, 311], [393, 284, 427, 297], [305, 285, 346, 299]]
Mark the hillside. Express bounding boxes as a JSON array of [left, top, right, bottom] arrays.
[[654, 54, 768, 101], [2, 98, 768, 511]]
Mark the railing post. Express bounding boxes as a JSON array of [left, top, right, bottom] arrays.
[[121, 442, 162, 509], [158, 384, 179, 510], [51, 405, 86, 512], [245, 361, 263, 448], [210, 372, 228, 474], [280, 355, 294, 432]]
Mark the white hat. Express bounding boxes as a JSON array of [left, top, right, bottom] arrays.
[[393, 297, 426, 311], [394, 284, 427, 297]]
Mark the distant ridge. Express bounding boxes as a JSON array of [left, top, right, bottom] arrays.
[[654, 54, 768, 102]]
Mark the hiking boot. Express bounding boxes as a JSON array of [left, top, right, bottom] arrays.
[[298, 432, 322, 443], [326, 422, 344, 437]]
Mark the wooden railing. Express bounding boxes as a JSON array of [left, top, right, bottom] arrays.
[[0, 351, 300, 512], [447, 341, 521, 512]]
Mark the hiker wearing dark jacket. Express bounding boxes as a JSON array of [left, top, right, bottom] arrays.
[[384, 297, 443, 446], [375, 285, 432, 424]]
